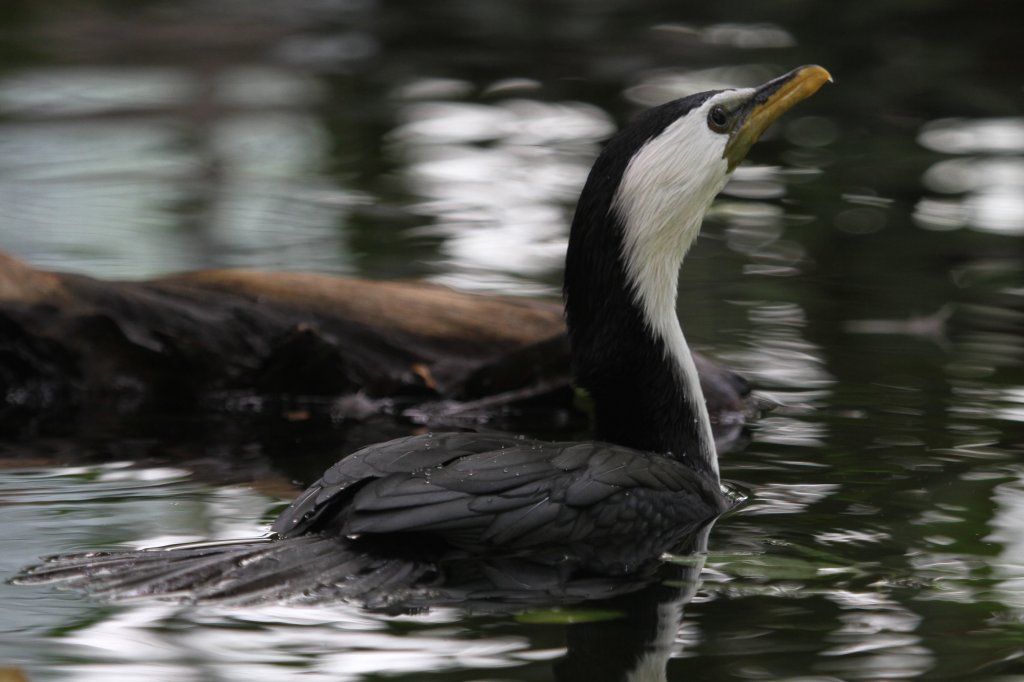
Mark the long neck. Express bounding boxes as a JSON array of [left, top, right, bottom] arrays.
[[564, 192, 719, 480]]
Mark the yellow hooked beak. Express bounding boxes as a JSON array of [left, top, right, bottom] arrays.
[[724, 65, 832, 170]]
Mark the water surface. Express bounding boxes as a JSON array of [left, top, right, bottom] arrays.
[[3, 1, 1024, 680]]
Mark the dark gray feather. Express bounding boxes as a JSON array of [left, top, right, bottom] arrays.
[[274, 431, 724, 550]]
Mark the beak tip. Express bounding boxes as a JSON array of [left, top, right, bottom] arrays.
[[803, 64, 834, 86]]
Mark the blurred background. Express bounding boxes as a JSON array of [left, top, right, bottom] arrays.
[[3, 1, 1024, 681], [3, 0, 1022, 292]]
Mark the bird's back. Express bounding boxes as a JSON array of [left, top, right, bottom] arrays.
[[273, 432, 729, 561]]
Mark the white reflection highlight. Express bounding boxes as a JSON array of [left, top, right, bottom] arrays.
[[993, 387, 1024, 423], [724, 164, 788, 200], [923, 157, 1024, 194], [752, 416, 829, 448], [741, 482, 838, 515], [726, 302, 834, 391], [0, 68, 190, 116], [817, 591, 931, 678], [390, 96, 614, 293], [915, 117, 1024, 235], [985, 469, 1024, 611], [716, 301, 833, 448], [653, 23, 796, 50], [919, 117, 1024, 155], [52, 601, 532, 681], [393, 100, 613, 148], [624, 64, 779, 108], [815, 529, 891, 545]]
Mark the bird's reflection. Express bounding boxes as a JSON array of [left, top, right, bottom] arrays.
[[552, 524, 713, 682], [341, 520, 717, 682]]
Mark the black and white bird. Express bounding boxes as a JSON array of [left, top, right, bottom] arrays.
[[14, 65, 831, 604]]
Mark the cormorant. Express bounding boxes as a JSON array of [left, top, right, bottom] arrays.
[[13, 65, 831, 603]]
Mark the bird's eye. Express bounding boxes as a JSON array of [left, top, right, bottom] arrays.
[[707, 105, 730, 133]]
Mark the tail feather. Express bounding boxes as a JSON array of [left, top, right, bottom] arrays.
[[18, 545, 254, 587], [11, 535, 435, 606], [186, 538, 364, 603]]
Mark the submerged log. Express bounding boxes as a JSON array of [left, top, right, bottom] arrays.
[[0, 251, 751, 431]]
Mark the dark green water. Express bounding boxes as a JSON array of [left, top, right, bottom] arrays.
[[3, 1, 1024, 680]]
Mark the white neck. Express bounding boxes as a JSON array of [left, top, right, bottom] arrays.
[[611, 113, 732, 479]]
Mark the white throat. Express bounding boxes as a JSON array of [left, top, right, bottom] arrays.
[[610, 106, 737, 478]]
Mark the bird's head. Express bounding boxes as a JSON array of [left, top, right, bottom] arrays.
[[569, 66, 831, 283], [610, 65, 833, 278]]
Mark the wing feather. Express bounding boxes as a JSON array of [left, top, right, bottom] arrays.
[[274, 431, 723, 549]]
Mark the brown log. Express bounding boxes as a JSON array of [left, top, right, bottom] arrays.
[[0, 251, 751, 430]]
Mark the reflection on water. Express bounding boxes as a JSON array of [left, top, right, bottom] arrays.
[[987, 471, 1024, 611], [4, 0, 1024, 680], [0, 66, 354, 277], [916, 117, 1024, 235], [46, 600, 536, 681], [390, 93, 613, 293]]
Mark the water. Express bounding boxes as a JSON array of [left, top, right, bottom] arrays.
[[3, 0, 1024, 679]]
